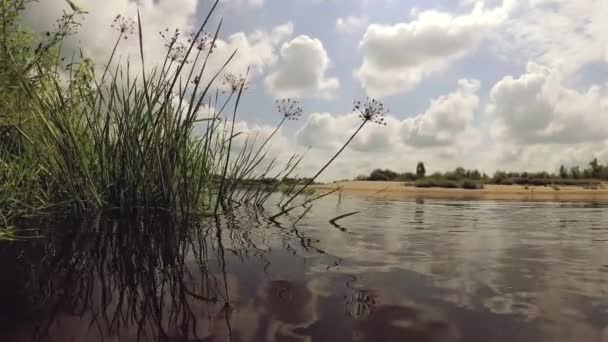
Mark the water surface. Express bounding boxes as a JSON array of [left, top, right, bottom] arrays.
[[2, 197, 608, 341]]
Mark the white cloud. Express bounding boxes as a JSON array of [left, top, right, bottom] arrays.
[[220, 0, 264, 8], [296, 112, 358, 149], [265, 35, 339, 99], [481, 141, 608, 174], [355, 2, 510, 97], [213, 22, 294, 75], [22, 0, 292, 85], [291, 81, 487, 180], [401, 79, 481, 148], [336, 16, 368, 34], [487, 63, 608, 145], [498, 0, 607, 74], [24, 0, 200, 64], [295, 112, 400, 152]]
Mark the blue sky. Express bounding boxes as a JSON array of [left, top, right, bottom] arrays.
[[24, 0, 608, 180]]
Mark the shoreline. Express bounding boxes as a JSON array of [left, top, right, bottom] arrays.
[[310, 181, 608, 203]]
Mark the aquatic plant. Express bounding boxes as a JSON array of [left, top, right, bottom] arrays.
[[4, 1, 275, 216]]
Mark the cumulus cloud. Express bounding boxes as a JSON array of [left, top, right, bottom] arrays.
[[336, 16, 368, 34], [220, 0, 264, 8], [265, 35, 339, 99], [24, 0, 198, 65], [295, 112, 400, 152], [355, 2, 511, 97], [480, 141, 608, 174], [487, 63, 608, 145], [401, 79, 481, 147], [213, 22, 294, 75], [22, 0, 292, 83], [296, 112, 356, 149], [291, 80, 488, 179], [498, 0, 607, 74]]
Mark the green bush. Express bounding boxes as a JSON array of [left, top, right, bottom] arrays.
[[415, 179, 459, 189], [462, 180, 484, 190], [368, 169, 399, 181]]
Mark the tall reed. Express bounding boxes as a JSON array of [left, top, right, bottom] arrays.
[[12, 1, 264, 215], [2, 0, 386, 223]]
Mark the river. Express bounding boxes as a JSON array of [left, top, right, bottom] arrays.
[[2, 197, 608, 341]]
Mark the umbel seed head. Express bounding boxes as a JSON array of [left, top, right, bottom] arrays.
[[188, 32, 216, 52], [111, 14, 135, 38], [275, 98, 303, 121], [353, 97, 387, 125], [223, 73, 250, 93]]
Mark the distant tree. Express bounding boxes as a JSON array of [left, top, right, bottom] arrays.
[[600, 168, 608, 180], [369, 169, 398, 181], [559, 165, 568, 179], [570, 166, 581, 179], [471, 170, 481, 180], [416, 162, 426, 178], [398, 172, 418, 181], [537, 171, 550, 179], [583, 169, 593, 179], [590, 158, 602, 178], [492, 171, 507, 184]]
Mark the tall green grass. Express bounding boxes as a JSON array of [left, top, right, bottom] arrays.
[[1, 0, 384, 225], [9, 1, 284, 215]]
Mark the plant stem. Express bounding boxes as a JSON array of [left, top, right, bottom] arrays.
[[280, 120, 367, 210]]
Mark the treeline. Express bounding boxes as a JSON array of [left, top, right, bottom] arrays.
[[358, 168, 487, 182], [357, 158, 608, 189]]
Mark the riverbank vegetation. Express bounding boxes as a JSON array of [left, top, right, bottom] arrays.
[[358, 159, 607, 190], [0, 0, 385, 235]]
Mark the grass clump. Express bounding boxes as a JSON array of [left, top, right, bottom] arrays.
[[415, 179, 459, 189], [414, 178, 484, 190], [1, 1, 386, 225]]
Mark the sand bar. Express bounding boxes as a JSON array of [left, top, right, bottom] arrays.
[[310, 181, 608, 203]]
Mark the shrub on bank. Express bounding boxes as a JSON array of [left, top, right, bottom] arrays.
[[415, 179, 459, 189]]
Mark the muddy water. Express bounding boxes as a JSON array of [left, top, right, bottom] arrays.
[[2, 197, 608, 341]]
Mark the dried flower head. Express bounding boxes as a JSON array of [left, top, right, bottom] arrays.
[[353, 97, 387, 125], [223, 73, 250, 93], [159, 28, 190, 63], [160, 28, 180, 49], [111, 14, 135, 38], [275, 98, 303, 121], [187, 31, 215, 51], [170, 43, 189, 63], [54, 10, 83, 38]]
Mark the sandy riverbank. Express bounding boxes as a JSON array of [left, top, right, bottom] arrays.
[[310, 181, 608, 202]]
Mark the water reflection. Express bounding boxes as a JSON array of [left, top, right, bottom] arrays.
[[2, 198, 608, 341]]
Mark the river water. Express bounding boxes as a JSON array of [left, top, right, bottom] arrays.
[[2, 197, 608, 341]]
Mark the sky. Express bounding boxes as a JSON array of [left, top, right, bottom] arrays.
[[23, 0, 608, 181]]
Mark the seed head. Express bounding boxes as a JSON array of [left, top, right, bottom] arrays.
[[111, 14, 135, 38], [275, 98, 303, 121], [188, 31, 215, 52], [170, 43, 189, 63], [160, 28, 180, 49], [353, 97, 387, 125], [223, 73, 249, 93], [159, 28, 190, 63]]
